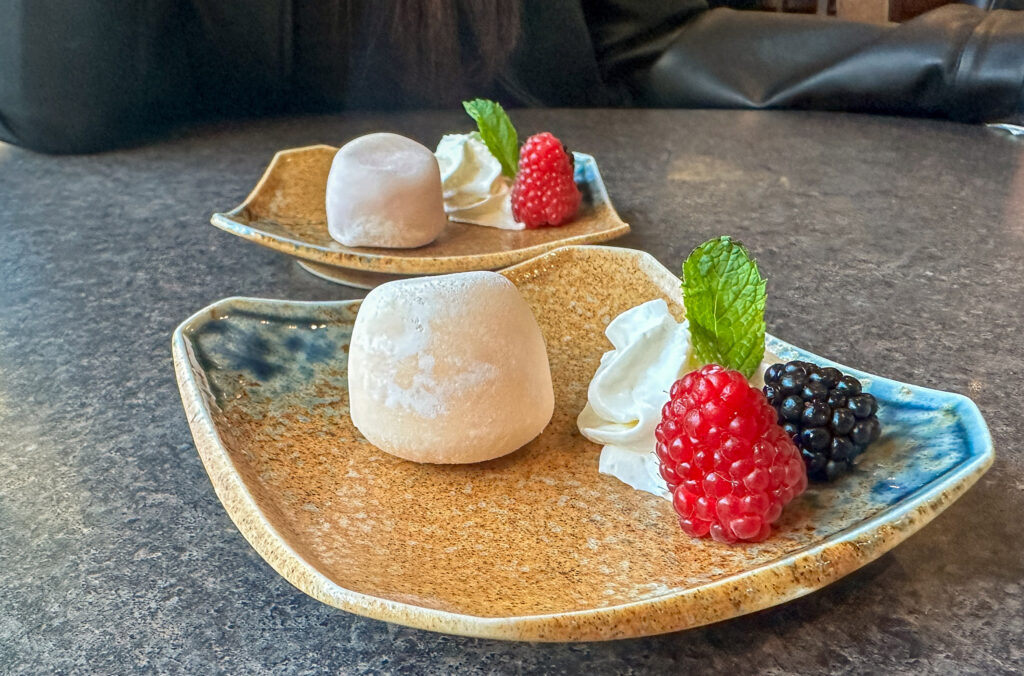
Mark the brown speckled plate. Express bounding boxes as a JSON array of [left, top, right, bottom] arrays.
[[172, 246, 992, 641], [210, 145, 629, 288]]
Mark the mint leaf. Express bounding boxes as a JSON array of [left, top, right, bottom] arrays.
[[463, 98, 519, 178], [681, 236, 766, 379]]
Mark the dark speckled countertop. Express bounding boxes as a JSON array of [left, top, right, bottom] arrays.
[[1, 110, 1022, 674]]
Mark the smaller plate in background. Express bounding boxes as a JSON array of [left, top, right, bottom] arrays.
[[210, 145, 629, 288]]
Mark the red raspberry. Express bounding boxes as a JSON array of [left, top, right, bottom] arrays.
[[655, 364, 807, 544], [511, 132, 582, 228]]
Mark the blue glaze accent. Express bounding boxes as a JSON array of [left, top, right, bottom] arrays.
[[573, 152, 600, 208], [304, 332, 338, 364], [766, 336, 992, 512], [186, 303, 354, 411]]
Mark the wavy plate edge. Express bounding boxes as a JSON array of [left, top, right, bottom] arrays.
[[172, 245, 993, 642], [209, 146, 630, 274]]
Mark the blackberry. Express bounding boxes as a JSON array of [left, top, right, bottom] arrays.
[[763, 360, 881, 481]]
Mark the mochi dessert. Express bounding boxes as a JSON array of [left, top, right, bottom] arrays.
[[348, 271, 554, 464], [326, 132, 447, 248]]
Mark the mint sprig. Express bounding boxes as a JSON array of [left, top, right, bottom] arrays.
[[682, 236, 766, 379], [462, 98, 519, 178]]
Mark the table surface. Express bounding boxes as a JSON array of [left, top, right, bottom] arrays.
[[2, 109, 1022, 674]]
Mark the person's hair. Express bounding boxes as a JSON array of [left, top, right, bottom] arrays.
[[364, 0, 522, 105]]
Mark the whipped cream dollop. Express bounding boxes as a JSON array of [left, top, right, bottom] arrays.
[[577, 300, 778, 500], [435, 133, 522, 231]]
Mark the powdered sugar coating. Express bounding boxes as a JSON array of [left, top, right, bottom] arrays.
[[326, 133, 447, 249], [348, 271, 554, 463]]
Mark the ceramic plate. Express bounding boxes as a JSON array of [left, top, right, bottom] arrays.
[[172, 246, 992, 641], [210, 145, 629, 288]]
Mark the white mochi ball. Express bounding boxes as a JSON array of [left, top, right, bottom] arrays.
[[326, 133, 447, 248], [348, 271, 554, 464]]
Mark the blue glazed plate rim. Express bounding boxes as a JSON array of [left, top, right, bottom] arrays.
[[172, 246, 994, 640], [764, 335, 993, 523]]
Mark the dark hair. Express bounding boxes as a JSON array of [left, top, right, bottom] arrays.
[[361, 1, 521, 106]]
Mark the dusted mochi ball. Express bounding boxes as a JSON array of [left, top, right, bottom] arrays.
[[348, 271, 554, 464], [326, 132, 447, 248]]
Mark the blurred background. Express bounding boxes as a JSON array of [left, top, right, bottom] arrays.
[[3, 0, 1023, 154]]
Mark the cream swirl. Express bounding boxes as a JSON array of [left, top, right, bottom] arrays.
[[577, 300, 778, 500], [435, 133, 521, 230]]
